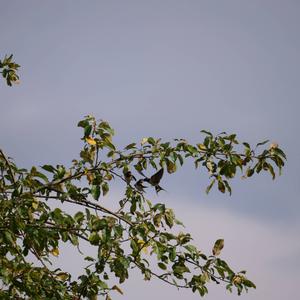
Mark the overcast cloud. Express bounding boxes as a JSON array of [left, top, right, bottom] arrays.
[[1, 1, 299, 299]]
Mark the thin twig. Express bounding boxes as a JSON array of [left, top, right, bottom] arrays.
[[34, 193, 134, 227]]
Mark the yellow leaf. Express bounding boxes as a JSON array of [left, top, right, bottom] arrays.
[[51, 248, 60, 257], [166, 160, 177, 174], [86, 137, 96, 145], [137, 240, 149, 254], [105, 173, 113, 181], [56, 272, 69, 281], [86, 172, 94, 183], [197, 143, 206, 150], [141, 137, 148, 145], [232, 275, 243, 285], [112, 285, 124, 295], [32, 200, 39, 210]]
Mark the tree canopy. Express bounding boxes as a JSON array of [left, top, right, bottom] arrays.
[[0, 56, 286, 299]]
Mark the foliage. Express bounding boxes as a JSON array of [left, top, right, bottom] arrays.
[[0, 57, 286, 299], [0, 54, 20, 86]]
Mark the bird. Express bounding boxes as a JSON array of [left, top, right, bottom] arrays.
[[154, 184, 165, 194], [144, 168, 165, 194], [134, 179, 147, 192], [145, 168, 164, 186], [124, 171, 136, 185]]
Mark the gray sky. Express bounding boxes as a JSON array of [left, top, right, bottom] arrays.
[[1, 1, 299, 299]]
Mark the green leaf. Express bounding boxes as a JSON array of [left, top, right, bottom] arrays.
[[153, 214, 162, 227], [158, 262, 167, 270], [84, 256, 95, 262], [224, 180, 232, 195], [102, 182, 109, 196], [124, 143, 136, 150], [246, 168, 254, 177], [184, 244, 198, 254], [242, 142, 250, 149], [130, 239, 139, 255], [268, 164, 276, 180], [41, 164, 56, 173], [168, 247, 176, 261], [130, 199, 137, 214], [212, 239, 224, 256], [77, 120, 89, 128], [84, 125, 92, 138], [153, 203, 166, 213], [256, 140, 269, 147], [4, 231, 14, 245], [148, 137, 155, 145], [74, 211, 85, 223], [92, 218, 107, 230], [274, 148, 287, 160], [243, 279, 256, 288], [33, 170, 49, 183], [91, 185, 101, 200], [172, 264, 190, 274], [177, 154, 184, 166], [200, 130, 213, 136], [89, 232, 100, 245], [164, 209, 174, 228], [206, 179, 216, 194], [218, 180, 226, 193]]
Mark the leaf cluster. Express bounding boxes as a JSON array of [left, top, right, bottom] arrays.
[[0, 115, 286, 299], [0, 54, 20, 86]]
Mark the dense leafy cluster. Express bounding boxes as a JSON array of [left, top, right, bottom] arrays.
[[0, 113, 286, 299], [0, 55, 20, 86]]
